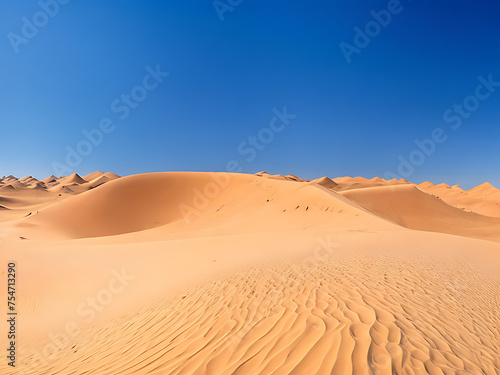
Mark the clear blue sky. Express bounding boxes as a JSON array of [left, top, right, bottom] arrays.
[[1, 0, 499, 189]]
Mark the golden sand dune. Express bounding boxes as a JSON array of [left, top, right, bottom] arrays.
[[417, 181, 500, 217], [310, 176, 339, 190], [0, 172, 120, 223], [13, 172, 392, 240], [341, 184, 500, 242], [301, 175, 500, 218], [0, 172, 499, 374]]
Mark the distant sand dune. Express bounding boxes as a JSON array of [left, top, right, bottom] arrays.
[[341, 184, 500, 242], [417, 181, 500, 217], [310, 176, 339, 190], [0, 172, 120, 223], [83, 171, 105, 181]]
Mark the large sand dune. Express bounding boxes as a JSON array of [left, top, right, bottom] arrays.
[[417, 181, 500, 217], [341, 184, 500, 242], [0, 171, 499, 374]]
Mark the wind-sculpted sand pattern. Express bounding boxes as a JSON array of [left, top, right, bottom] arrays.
[[17, 252, 500, 375]]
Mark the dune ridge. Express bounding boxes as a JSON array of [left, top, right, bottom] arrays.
[[0, 172, 120, 223]]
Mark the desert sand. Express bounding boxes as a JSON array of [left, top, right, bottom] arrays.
[[0, 171, 499, 374]]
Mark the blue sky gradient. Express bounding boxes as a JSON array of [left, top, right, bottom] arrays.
[[1, 0, 499, 189]]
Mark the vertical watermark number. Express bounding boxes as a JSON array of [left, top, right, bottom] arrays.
[[7, 262, 17, 368]]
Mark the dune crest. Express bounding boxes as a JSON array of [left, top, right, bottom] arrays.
[[83, 171, 105, 181], [311, 176, 339, 190], [417, 180, 500, 217], [0, 172, 120, 223]]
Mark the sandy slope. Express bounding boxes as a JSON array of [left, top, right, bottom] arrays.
[[299, 174, 500, 218], [0, 172, 120, 223], [341, 184, 500, 242], [417, 181, 500, 217], [0, 172, 499, 374]]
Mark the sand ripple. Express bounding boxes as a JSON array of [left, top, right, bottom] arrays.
[[12, 253, 499, 375]]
